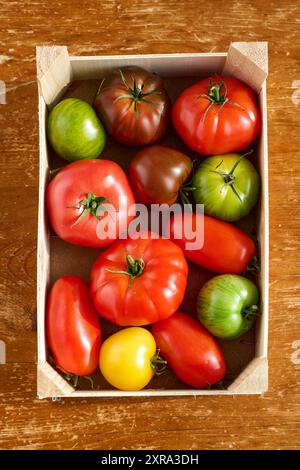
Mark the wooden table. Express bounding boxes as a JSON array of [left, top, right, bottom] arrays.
[[0, 0, 299, 450]]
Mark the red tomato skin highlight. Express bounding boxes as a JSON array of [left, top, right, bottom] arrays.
[[46, 276, 101, 376], [172, 75, 261, 155], [167, 212, 256, 274], [90, 233, 188, 326], [46, 159, 135, 248], [152, 312, 226, 388]]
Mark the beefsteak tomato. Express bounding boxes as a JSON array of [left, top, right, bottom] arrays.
[[46, 276, 101, 376], [167, 212, 256, 274], [46, 159, 135, 248], [90, 233, 188, 325], [128, 145, 193, 206], [94, 66, 170, 146], [152, 312, 226, 388], [172, 75, 261, 155]]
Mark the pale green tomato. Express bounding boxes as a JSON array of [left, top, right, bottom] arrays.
[[47, 98, 106, 162], [192, 153, 260, 222], [197, 274, 259, 340]]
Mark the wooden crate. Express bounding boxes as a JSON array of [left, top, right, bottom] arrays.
[[36, 42, 269, 399]]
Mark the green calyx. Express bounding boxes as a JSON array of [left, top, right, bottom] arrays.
[[242, 304, 259, 321], [114, 69, 162, 113], [125, 254, 145, 278], [247, 256, 260, 274], [63, 373, 95, 389], [210, 150, 253, 203], [198, 78, 244, 122], [205, 79, 228, 103], [70, 192, 111, 227], [106, 254, 145, 286], [151, 349, 168, 376]]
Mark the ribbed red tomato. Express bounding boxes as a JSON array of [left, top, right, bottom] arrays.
[[172, 75, 261, 155], [46, 276, 101, 376], [90, 233, 188, 326], [46, 159, 135, 248], [167, 212, 256, 274], [152, 312, 226, 388], [94, 66, 170, 146]]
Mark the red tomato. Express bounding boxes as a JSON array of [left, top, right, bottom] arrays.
[[172, 75, 261, 155], [94, 66, 170, 146], [46, 159, 135, 248], [152, 312, 226, 388], [46, 276, 101, 376], [167, 212, 255, 274], [90, 233, 188, 326]]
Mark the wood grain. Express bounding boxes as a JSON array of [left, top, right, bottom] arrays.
[[0, 0, 300, 450]]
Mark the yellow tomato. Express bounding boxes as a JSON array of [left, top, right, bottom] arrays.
[[99, 327, 157, 391]]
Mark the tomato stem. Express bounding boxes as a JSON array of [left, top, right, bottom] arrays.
[[198, 78, 246, 122], [209, 150, 254, 203], [106, 254, 145, 286], [228, 150, 253, 176], [151, 349, 168, 376], [179, 172, 196, 206], [179, 189, 193, 207], [68, 192, 112, 227], [247, 255, 260, 273], [116, 69, 162, 114], [242, 305, 259, 321]]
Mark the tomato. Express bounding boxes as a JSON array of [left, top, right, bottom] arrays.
[[100, 327, 165, 391], [90, 233, 188, 326], [172, 75, 261, 155], [46, 276, 101, 376], [152, 312, 226, 388], [128, 145, 193, 206], [167, 212, 256, 274], [197, 274, 259, 339], [46, 159, 135, 248], [47, 98, 106, 161], [192, 152, 260, 222], [94, 66, 170, 146]]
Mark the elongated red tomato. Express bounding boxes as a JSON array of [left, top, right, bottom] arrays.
[[152, 312, 226, 388], [46, 159, 135, 248], [167, 212, 255, 274], [46, 276, 101, 376], [172, 75, 261, 155], [90, 233, 188, 326]]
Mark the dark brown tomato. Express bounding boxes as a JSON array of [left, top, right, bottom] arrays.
[[128, 145, 193, 206], [94, 66, 170, 146]]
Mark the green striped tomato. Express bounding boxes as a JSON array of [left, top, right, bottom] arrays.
[[47, 98, 106, 162], [192, 153, 260, 222], [197, 274, 259, 340]]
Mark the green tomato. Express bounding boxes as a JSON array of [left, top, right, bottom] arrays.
[[197, 274, 259, 340], [47, 98, 106, 162], [192, 153, 260, 222]]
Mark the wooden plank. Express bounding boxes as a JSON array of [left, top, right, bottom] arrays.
[[0, 363, 299, 449], [36, 46, 71, 106]]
